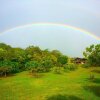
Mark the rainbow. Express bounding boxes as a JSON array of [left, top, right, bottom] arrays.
[[0, 22, 100, 40]]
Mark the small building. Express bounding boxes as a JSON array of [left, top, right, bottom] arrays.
[[73, 57, 87, 64]]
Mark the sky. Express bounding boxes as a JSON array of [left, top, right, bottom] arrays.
[[0, 0, 100, 57]]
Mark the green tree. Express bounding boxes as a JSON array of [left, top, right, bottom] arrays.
[[51, 50, 62, 58], [57, 55, 68, 66], [83, 44, 100, 66], [40, 57, 53, 72], [0, 60, 20, 77], [25, 61, 38, 69], [25, 46, 42, 61], [12, 48, 26, 70], [0, 48, 6, 61]]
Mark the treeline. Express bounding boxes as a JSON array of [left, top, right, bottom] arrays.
[[0, 43, 69, 76], [0, 43, 100, 77]]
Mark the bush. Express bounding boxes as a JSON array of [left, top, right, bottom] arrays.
[[40, 58, 53, 72], [83, 44, 100, 66], [51, 66, 64, 74], [25, 61, 39, 70], [0, 61, 20, 76], [57, 55, 68, 66], [65, 63, 77, 71], [82, 62, 91, 68]]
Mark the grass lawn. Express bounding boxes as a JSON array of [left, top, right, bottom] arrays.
[[0, 67, 100, 100]]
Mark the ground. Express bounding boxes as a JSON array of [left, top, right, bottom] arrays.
[[0, 67, 100, 100]]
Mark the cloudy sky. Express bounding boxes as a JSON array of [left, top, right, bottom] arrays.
[[0, 0, 100, 57]]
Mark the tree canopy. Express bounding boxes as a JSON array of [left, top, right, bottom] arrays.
[[0, 43, 68, 76], [83, 44, 100, 66]]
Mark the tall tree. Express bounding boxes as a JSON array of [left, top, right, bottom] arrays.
[[83, 44, 100, 66]]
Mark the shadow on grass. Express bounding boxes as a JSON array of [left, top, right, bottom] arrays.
[[92, 78, 100, 84], [91, 69, 100, 73], [83, 85, 100, 97], [31, 73, 45, 78], [86, 78, 100, 84], [46, 94, 83, 100], [0, 73, 16, 78]]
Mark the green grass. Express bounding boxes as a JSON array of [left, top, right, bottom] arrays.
[[0, 67, 100, 100]]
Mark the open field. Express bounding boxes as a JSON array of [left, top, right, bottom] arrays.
[[0, 67, 100, 100]]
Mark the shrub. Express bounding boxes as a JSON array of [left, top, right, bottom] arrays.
[[57, 55, 68, 66], [25, 61, 39, 70], [83, 44, 100, 66], [0, 61, 20, 76], [82, 62, 91, 68], [51, 66, 64, 74], [40, 58, 53, 72], [66, 63, 77, 71]]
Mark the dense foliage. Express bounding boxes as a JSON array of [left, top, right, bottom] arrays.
[[0, 43, 99, 76], [83, 44, 100, 66], [0, 43, 68, 76]]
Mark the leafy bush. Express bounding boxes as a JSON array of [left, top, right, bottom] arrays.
[[0, 61, 20, 76], [57, 55, 68, 66], [65, 63, 77, 71], [40, 58, 53, 72], [83, 44, 100, 66], [81, 63, 91, 68], [51, 66, 64, 74], [25, 61, 39, 70]]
